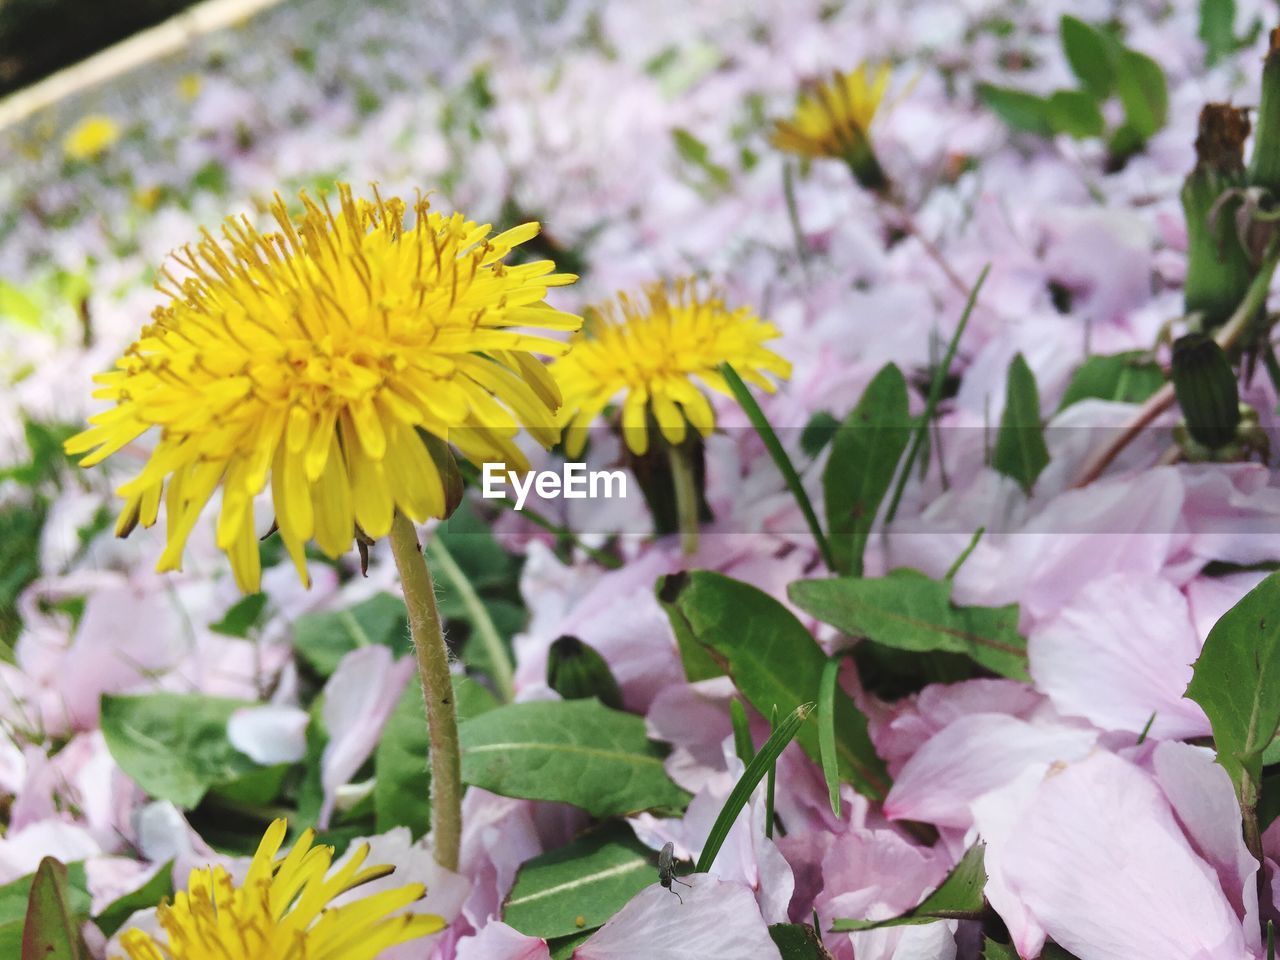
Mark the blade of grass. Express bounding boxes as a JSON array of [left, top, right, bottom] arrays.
[[721, 362, 835, 570], [766, 704, 779, 839], [425, 537, 515, 703], [696, 702, 813, 873], [944, 526, 985, 581], [783, 162, 811, 278], [730, 698, 755, 765], [884, 265, 990, 526], [818, 656, 842, 817]]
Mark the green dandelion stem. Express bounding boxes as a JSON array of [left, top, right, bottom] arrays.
[[389, 511, 463, 872], [669, 441, 701, 556]]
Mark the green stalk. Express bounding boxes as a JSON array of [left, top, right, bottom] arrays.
[[669, 441, 701, 556], [388, 512, 462, 871], [884, 266, 990, 525], [1251, 29, 1280, 193]]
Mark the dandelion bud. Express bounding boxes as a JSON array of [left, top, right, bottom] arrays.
[[1181, 104, 1254, 330], [1171, 333, 1240, 450], [547, 634, 624, 710]]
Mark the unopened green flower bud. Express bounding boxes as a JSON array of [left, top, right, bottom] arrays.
[[1250, 28, 1280, 193], [1182, 104, 1254, 330], [1171, 333, 1241, 450], [547, 635, 624, 710]]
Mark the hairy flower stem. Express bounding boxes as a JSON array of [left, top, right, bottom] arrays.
[[669, 442, 700, 556], [389, 512, 462, 871]]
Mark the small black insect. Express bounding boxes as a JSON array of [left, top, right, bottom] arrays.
[[658, 842, 692, 904]]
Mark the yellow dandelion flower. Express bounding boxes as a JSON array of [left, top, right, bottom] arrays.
[[65, 183, 580, 592], [554, 279, 790, 457], [63, 114, 121, 161], [770, 64, 890, 188], [115, 819, 444, 960], [179, 73, 203, 102]]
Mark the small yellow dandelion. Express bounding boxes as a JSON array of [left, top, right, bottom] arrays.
[[114, 820, 444, 960], [63, 114, 121, 161], [771, 64, 890, 188], [134, 185, 163, 211], [66, 183, 580, 591], [553, 279, 790, 457], [179, 73, 203, 101]]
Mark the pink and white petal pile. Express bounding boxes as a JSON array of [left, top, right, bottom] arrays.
[[1, 0, 1279, 957]]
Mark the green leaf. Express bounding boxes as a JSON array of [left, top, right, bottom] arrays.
[[1046, 89, 1106, 138], [459, 699, 690, 817], [983, 937, 1021, 960], [291, 593, 409, 677], [659, 571, 889, 801], [824, 363, 911, 577], [696, 703, 813, 872], [800, 411, 839, 458], [0, 280, 41, 328], [375, 676, 497, 838], [192, 160, 229, 195], [722, 362, 835, 570], [503, 824, 654, 939], [1199, 0, 1238, 66], [1186, 573, 1280, 830], [101, 694, 260, 807], [672, 128, 731, 189], [1060, 16, 1116, 99], [977, 84, 1054, 136], [770, 923, 836, 959], [295, 696, 328, 829], [548, 930, 594, 960], [209, 593, 268, 638], [818, 656, 843, 817], [730, 698, 755, 765], [93, 863, 172, 938], [832, 843, 986, 930], [0, 865, 88, 957], [21, 859, 82, 960], [789, 569, 1029, 680], [207, 763, 288, 807], [766, 703, 779, 839], [1058, 352, 1165, 410], [993, 353, 1049, 495], [659, 579, 727, 685], [1114, 48, 1168, 139]]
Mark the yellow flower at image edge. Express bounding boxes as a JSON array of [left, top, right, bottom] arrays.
[[63, 114, 121, 161], [115, 820, 443, 960], [65, 184, 580, 592], [554, 279, 790, 457], [770, 63, 890, 167]]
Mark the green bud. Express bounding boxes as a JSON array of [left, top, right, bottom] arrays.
[[546, 635, 624, 710], [1171, 333, 1240, 450], [1250, 28, 1280, 193], [1182, 104, 1254, 330]]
